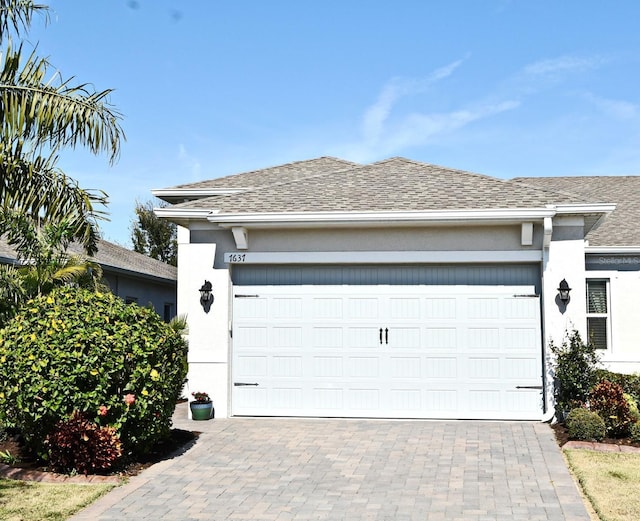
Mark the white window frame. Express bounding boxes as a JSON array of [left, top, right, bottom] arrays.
[[586, 278, 611, 350]]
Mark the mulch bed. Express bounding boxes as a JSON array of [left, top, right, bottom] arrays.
[[0, 427, 198, 482], [551, 421, 640, 450]]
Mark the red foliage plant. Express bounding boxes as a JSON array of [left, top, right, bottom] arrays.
[[589, 380, 634, 438], [44, 411, 123, 475]]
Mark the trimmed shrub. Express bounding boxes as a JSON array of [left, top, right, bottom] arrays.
[[550, 330, 600, 412], [631, 423, 640, 444], [45, 411, 122, 474], [566, 408, 606, 442], [588, 380, 634, 438], [0, 286, 188, 461]]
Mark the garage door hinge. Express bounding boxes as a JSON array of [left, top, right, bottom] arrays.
[[235, 294, 260, 298]]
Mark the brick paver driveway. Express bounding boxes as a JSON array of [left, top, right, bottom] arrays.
[[72, 409, 590, 521]]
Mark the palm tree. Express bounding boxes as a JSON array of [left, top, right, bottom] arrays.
[[0, 209, 105, 326], [0, 1, 124, 254]]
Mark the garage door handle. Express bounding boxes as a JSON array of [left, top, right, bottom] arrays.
[[234, 382, 259, 386], [385, 328, 389, 344], [379, 328, 383, 344], [516, 385, 543, 390]]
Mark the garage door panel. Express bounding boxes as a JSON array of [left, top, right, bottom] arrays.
[[232, 285, 542, 420], [424, 328, 458, 349], [424, 357, 457, 378], [347, 326, 382, 348], [312, 298, 343, 319], [348, 298, 379, 319], [390, 357, 421, 378], [424, 298, 457, 319], [235, 326, 268, 348], [467, 328, 500, 350], [312, 327, 343, 348], [313, 356, 343, 377], [348, 357, 380, 378]]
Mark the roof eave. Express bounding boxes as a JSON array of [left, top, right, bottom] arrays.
[[151, 188, 245, 203], [210, 209, 559, 229]]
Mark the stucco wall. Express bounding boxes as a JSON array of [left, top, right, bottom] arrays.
[[177, 227, 231, 418]]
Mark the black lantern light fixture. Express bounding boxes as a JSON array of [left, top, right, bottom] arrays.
[[199, 280, 213, 304], [557, 279, 571, 304]]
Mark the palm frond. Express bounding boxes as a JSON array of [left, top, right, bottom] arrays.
[[0, 1, 48, 41], [0, 144, 106, 254], [0, 44, 124, 163]]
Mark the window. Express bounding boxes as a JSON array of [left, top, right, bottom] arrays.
[[125, 296, 138, 305], [164, 303, 174, 323], [586, 279, 609, 350]]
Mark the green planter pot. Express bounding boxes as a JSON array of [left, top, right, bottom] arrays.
[[190, 401, 214, 420]]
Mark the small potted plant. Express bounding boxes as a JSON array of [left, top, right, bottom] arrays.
[[190, 391, 214, 420]]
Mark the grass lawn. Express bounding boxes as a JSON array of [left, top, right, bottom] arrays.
[[564, 449, 640, 521], [0, 478, 113, 521]]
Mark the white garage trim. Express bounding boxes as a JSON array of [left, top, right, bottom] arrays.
[[231, 285, 543, 420], [224, 250, 542, 264]]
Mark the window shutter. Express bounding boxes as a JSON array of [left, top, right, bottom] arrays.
[[587, 280, 607, 314], [587, 317, 608, 350]]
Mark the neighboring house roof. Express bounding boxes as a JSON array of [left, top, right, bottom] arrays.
[[513, 176, 640, 247], [172, 157, 588, 213], [0, 238, 177, 283]]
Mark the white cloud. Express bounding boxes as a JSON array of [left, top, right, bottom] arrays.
[[522, 55, 604, 77], [337, 57, 521, 161], [582, 92, 638, 120], [177, 144, 202, 180], [382, 101, 520, 153], [361, 58, 466, 145]]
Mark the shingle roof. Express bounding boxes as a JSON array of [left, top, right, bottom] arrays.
[[513, 176, 640, 247], [0, 238, 176, 282], [177, 157, 587, 213], [164, 156, 359, 191]]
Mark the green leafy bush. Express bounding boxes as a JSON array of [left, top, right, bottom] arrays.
[[595, 369, 640, 402], [45, 411, 122, 474], [588, 380, 634, 437], [566, 408, 606, 442], [625, 394, 640, 423], [0, 286, 188, 461], [630, 422, 640, 443], [550, 330, 600, 413]]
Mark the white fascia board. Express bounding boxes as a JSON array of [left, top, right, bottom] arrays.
[[153, 207, 212, 219], [151, 188, 245, 198], [552, 203, 617, 214], [585, 246, 640, 254], [211, 208, 557, 228]]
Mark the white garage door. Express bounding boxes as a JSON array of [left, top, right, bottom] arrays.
[[231, 285, 542, 420]]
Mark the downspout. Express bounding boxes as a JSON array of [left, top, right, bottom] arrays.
[[541, 216, 555, 422]]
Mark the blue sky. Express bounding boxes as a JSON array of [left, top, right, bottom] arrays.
[[27, 1, 640, 246]]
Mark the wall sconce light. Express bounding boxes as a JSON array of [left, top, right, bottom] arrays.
[[557, 279, 571, 304], [199, 280, 213, 312]]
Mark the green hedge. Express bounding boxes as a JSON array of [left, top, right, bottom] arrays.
[[595, 369, 640, 402], [0, 287, 188, 461]]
